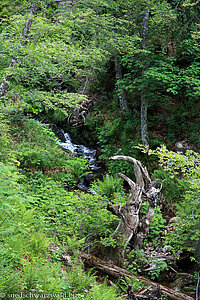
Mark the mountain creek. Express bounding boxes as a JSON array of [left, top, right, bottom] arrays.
[[51, 123, 196, 299]]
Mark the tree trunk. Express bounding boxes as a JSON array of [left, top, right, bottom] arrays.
[[0, 4, 36, 98], [57, 0, 74, 17], [141, 2, 150, 148], [21, 4, 36, 46], [80, 252, 194, 300], [106, 155, 161, 264], [114, 55, 129, 113]]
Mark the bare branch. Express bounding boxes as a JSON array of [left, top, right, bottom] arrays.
[[0, 218, 6, 226], [117, 172, 135, 189], [109, 155, 151, 188], [109, 155, 144, 186], [107, 201, 121, 218]]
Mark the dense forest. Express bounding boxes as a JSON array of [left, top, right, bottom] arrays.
[[0, 0, 200, 299]]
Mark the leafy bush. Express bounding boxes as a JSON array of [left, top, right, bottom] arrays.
[[67, 157, 88, 181], [8, 118, 88, 183], [152, 168, 187, 207], [146, 145, 200, 254], [0, 114, 16, 163], [139, 202, 166, 243], [127, 249, 168, 280], [149, 207, 166, 241]]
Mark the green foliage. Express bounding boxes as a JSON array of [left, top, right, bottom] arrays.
[[1, 0, 200, 296], [85, 281, 123, 300], [91, 175, 123, 199], [148, 207, 166, 241], [0, 113, 17, 163], [152, 168, 187, 206], [11, 118, 68, 170], [6, 118, 87, 183], [147, 145, 200, 254], [25, 175, 118, 244], [117, 276, 143, 293], [127, 249, 148, 273], [147, 258, 168, 281], [2, 86, 88, 117], [140, 206, 166, 246], [0, 4, 109, 118], [0, 148, 118, 298], [127, 249, 168, 280], [65, 263, 97, 295], [67, 157, 88, 181]]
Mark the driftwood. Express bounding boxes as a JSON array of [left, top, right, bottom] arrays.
[[0, 4, 36, 98], [80, 252, 194, 300], [107, 156, 161, 256]]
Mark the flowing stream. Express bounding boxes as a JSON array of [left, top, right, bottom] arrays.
[[58, 130, 100, 171], [53, 126, 101, 191]]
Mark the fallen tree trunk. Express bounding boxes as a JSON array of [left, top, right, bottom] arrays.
[[80, 252, 194, 300], [80, 252, 132, 279]]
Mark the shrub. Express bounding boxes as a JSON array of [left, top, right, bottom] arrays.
[[146, 145, 200, 254]]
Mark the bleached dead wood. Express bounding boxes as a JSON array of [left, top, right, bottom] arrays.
[[107, 156, 161, 251], [80, 252, 194, 300]]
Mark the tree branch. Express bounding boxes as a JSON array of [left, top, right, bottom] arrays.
[[118, 172, 135, 189], [109, 155, 151, 188], [107, 201, 121, 218]]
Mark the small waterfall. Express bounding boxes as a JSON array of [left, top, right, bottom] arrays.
[[50, 125, 103, 192], [58, 130, 100, 171]]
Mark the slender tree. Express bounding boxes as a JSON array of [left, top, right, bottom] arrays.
[[114, 54, 130, 113], [140, 1, 150, 148]]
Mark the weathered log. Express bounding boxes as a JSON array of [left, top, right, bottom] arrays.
[[80, 252, 133, 278], [80, 252, 194, 300], [107, 156, 161, 254]]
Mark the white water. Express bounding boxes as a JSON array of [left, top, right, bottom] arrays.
[[58, 130, 100, 171]]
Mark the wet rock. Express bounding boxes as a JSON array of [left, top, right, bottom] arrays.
[[174, 140, 198, 154], [50, 124, 66, 142], [170, 273, 195, 292], [84, 173, 102, 187]]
